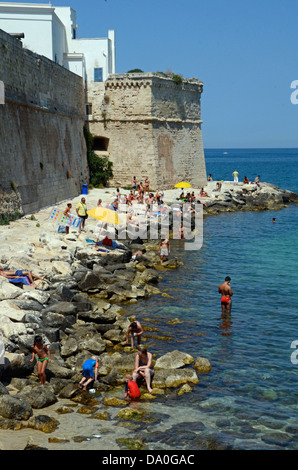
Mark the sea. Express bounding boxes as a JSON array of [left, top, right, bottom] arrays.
[[123, 148, 298, 450]]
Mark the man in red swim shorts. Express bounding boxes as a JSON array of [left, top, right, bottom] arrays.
[[218, 276, 233, 314], [124, 374, 141, 399]]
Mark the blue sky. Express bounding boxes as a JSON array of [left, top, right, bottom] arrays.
[[16, 0, 298, 148]]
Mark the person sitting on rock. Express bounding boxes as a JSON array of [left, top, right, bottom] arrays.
[[200, 187, 209, 197], [132, 347, 154, 393], [0, 266, 46, 287], [131, 249, 147, 264], [255, 175, 261, 188], [243, 176, 249, 184]]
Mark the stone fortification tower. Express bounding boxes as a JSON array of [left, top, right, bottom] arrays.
[[87, 73, 207, 190]]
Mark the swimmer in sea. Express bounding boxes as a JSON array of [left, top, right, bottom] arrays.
[[218, 276, 233, 314]]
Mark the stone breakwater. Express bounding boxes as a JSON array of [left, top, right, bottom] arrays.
[[200, 181, 298, 215]]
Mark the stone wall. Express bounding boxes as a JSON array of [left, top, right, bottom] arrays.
[[87, 73, 207, 190], [0, 29, 89, 216]]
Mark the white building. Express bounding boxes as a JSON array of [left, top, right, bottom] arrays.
[[0, 2, 116, 85]]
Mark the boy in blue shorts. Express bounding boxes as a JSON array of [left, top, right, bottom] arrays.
[[79, 356, 99, 391]]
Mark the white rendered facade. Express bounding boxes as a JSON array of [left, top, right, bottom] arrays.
[[0, 2, 115, 84]]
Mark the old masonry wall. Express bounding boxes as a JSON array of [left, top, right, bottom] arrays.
[[0, 29, 89, 217]]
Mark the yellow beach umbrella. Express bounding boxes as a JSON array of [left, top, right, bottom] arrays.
[[174, 181, 192, 189], [87, 206, 123, 225]]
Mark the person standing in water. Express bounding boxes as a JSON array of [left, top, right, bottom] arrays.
[[218, 276, 233, 314]]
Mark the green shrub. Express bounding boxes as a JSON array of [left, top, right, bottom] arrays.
[[0, 211, 21, 225], [84, 126, 113, 187], [172, 74, 183, 84]]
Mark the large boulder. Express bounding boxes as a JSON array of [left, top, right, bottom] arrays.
[[41, 312, 76, 330], [0, 300, 27, 322], [46, 360, 75, 380], [0, 279, 23, 301], [51, 261, 73, 276], [97, 352, 135, 376], [61, 337, 79, 358], [154, 350, 194, 370], [42, 301, 77, 316], [152, 368, 199, 389], [133, 269, 159, 286], [77, 334, 106, 355], [77, 271, 102, 292], [27, 415, 59, 433], [103, 329, 124, 343], [0, 394, 32, 420], [19, 384, 57, 409], [0, 352, 34, 378], [0, 316, 27, 340], [194, 356, 212, 373], [77, 309, 117, 324]]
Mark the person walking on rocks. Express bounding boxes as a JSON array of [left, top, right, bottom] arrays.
[[30, 335, 53, 385], [76, 197, 88, 233], [126, 321, 144, 348], [132, 347, 154, 393], [232, 170, 239, 185], [79, 356, 99, 391]]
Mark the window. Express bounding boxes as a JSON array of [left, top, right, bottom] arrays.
[[72, 28, 76, 39], [94, 68, 103, 82], [86, 103, 92, 116], [92, 136, 109, 151]]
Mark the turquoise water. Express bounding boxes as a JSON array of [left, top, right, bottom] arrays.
[[125, 149, 298, 450]]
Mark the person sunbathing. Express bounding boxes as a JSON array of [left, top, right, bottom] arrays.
[[0, 266, 45, 286]]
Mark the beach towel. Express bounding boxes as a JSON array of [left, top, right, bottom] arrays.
[[8, 276, 31, 286], [50, 209, 81, 228]]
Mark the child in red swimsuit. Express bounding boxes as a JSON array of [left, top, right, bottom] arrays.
[[124, 374, 141, 399]]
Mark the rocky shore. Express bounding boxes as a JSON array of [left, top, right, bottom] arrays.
[[201, 181, 298, 214], [0, 181, 297, 450]]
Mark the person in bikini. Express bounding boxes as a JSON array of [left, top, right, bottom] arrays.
[[218, 276, 233, 314], [30, 335, 53, 385], [132, 347, 154, 393], [63, 203, 72, 234], [144, 177, 150, 196]]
